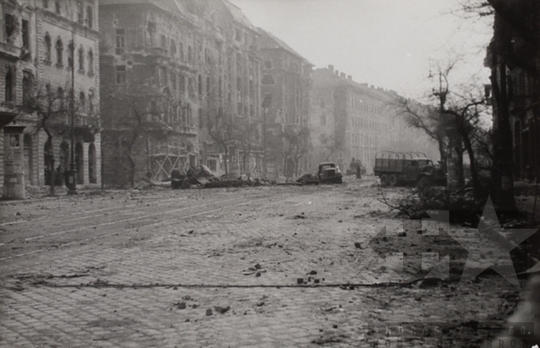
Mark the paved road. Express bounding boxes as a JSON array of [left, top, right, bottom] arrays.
[[0, 178, 521, 347]]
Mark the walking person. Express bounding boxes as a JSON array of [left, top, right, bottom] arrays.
[[356, 162, 362, 179]]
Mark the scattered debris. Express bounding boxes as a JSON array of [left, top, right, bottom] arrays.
[[214, 305, 231, 314]]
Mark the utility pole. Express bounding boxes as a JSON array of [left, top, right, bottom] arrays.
[[261, 95, 272, 179], [67, 30, 78, 195]]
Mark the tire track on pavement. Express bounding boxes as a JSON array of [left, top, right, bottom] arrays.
[[0, 189, 275, 243], [0, 190, 300, 261]]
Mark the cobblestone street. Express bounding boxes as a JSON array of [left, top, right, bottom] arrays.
[[0, 178, 525, 347]]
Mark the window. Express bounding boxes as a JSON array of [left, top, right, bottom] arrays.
[[206, 77, 211, 95], [88, 90, 94, 114], [160, 66, 168, 85], [22, 20, 30, 50], [68, 41, 74, 68], [77, 2, 83, 24], [78, 46, 84, 71], [116, 66, 126, 84], [188, 46, 192, 61], [43, 0, 49, 8], [55, 1, 61, 15], [196, 108, 202, 128], [22, 72, 33, 106], [265, 61, 272, 69], [179, 75, 185, 94], [79, 92, 86, 113], [5, 68, 14, 102], [172, 73, 176, 90], [45, 83, 51, 100], [171, 40, 176, 57], [198, 75, 202, 96], [57, 87, 64, 109], [44, 34, 52, 62], [179, 43, 184, 60], [87, 49, 94, 74], [320, 114, 326, 125], [55, 38, 63, 66], [115, 29, 125, 54], [87, 6, 93, 28], [4, 14, 16, 43], [147, 21, 156, 47]]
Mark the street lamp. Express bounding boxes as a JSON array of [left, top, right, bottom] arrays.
[[67, 32, 77, 195]]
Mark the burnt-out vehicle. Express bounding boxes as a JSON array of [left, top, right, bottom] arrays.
[[317, 162, 343, 184]]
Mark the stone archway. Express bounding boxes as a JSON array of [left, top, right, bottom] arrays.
[[44, 139, 53, 185], [60, 142, 69, 171], [75, 143, 84, 184], [23, 134, 33, 185], [88, 143, 97, 183]]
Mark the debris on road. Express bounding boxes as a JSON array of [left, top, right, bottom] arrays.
[[214, 305, 231, 314]]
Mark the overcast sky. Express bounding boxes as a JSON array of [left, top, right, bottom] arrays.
[[228, 0, 493, 99]]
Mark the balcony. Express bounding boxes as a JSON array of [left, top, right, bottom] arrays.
[[0, 41, 22, 61], [150, 47, 168, 58]]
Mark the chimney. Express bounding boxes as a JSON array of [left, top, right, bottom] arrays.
[[328, 65, 334, 73], [347, 75, 352, 80], [335, 70, 339, 75], [340, 72, 346, 78]]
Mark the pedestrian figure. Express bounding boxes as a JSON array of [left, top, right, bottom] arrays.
[[356, 163, 362, 179]]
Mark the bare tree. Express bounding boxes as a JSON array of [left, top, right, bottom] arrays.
[[282, 125, 311, 177], [206, 111, 242, 176], [20, 83, 71, 195], [396, 60, 492, 197], [320, 132, 344, 162], [395, 99, 448, 169], [102, 83, 174, 187], [236, 119, 261, 177]]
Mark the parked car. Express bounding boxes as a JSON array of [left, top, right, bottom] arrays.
[[317, 162, 343, 184], [373, 152, 446, 188]]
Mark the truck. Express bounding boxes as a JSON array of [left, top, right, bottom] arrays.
[[317, 162, 343, 184], [373, 152, 446, 188]]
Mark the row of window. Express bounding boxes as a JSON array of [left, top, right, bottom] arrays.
[[44, 33, 94, 74], [42, 0, 94, 29], [350, 133, 383, 148], [3, 68, 95, 115], [351, 117, 385, 131], [39, 84, 95, 114], [4, 13, 31, 53]]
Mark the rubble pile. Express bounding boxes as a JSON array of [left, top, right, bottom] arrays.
[[171, 165, 274, 189]]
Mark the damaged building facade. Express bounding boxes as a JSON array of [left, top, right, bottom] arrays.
[[485, 0, 540, 185], [310, 65, 438, 174], [1, 0, 101, 197], [259, 29, 312, 179], [99, 0, 263, 186]]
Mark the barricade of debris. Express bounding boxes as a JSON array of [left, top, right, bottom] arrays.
[[171, 165, 274, 189], [296, 174, 320, 185]]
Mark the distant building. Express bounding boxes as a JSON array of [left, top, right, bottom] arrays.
[[99, 0, 263, 185], [310, 66, 438, 174], [1, 0, 101, 196], [258, 28, 312, 179]]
